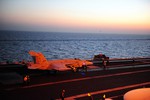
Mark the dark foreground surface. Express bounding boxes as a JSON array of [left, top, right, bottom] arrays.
[[0, 65, 150, 100]]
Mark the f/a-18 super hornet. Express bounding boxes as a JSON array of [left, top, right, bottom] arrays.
[[27, 50, 92, 72]]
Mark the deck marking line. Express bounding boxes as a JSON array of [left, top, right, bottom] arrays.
[[21, 69, 150, 89], [58, 82, 150, 100]]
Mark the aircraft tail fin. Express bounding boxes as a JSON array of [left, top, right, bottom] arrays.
[[28, 51, 49, 68]]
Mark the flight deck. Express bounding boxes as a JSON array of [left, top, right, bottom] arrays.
[[0, 58, 150, 100]]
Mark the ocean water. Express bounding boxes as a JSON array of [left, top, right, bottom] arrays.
[[0, 31, 150, 62]]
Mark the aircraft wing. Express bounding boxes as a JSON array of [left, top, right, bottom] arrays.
[[28, 63, 49, 70], [48, 63, 71, 71]]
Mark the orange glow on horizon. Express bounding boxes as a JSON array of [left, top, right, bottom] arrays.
[[38, 10, 150, 32], [1, 0, 149, 33], [7, 12, 149, 33]]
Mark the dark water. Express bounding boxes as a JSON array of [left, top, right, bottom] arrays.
[[0, 31, 150, 62]]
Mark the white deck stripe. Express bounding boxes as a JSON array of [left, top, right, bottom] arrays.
[[59, 82, 150, 100], [22, 69, 150, 89]]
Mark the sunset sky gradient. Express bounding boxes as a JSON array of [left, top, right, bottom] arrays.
[[0, 0, 150, 34]]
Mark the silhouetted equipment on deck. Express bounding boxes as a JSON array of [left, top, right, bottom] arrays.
[[0, 64, 28, 75], [93, 54, 109, 61], [0, 64, 28, 85]]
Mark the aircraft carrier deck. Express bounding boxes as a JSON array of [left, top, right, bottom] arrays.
[[0, 58, 150, 100]]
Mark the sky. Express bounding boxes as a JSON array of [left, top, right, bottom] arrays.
[[0, 0, 150, 34]]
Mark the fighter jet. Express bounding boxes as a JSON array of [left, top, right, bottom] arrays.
[[27, 50, 93, 72]]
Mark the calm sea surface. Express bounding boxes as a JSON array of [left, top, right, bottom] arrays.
[[0, 31, 150, 62]]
